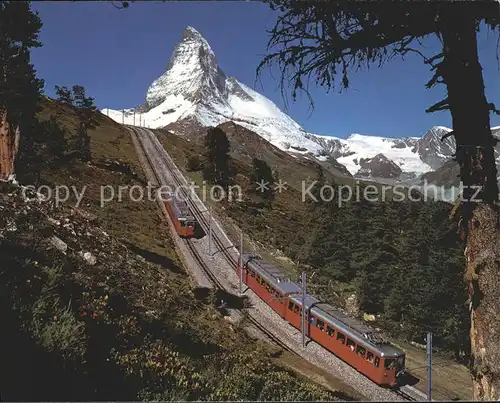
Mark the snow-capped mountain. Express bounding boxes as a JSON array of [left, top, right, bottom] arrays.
[[102, 26, 499, 186], [102, 26, 325, 156], [309, 126, 455, 181]]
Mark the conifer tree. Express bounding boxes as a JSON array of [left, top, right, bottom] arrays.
[[1, 1, 44, 180], [54, 84, 97, 162], [203, 127, 232, 189], [54, 85, 73, 105], [251, 158, 275, 202], [72, 85, 97, 162]]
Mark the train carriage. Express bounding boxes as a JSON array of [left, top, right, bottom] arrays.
[[238, 253, 406, 387], [160, 189, 197, 238], [309, 303, 405, 387], [240, 253, 302, 317]]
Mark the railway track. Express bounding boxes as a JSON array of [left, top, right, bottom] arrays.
[[393, 387, 418, 402], [128, 125, 426, 401], [129, 125, 299, 357]]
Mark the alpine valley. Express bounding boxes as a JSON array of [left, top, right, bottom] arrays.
[[102, 26, 500, 196]]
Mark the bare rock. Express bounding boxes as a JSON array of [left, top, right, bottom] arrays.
[[79, 251, 97, 265], [47, 217, 61, 226], [345, 293, 361, 317], [363, 313, 376, 322], [50, 236, 68, 254], [5, 219, 17, 233]]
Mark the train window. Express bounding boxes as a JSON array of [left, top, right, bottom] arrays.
[[367, 351, 374, 363], [249, 270, 255, 277], [374, 357, 380, 367], [356, 346, 366, 357], [336, 332, 346, 344], [293, 305, 300, 314], [326, 326, 334, 336], [309, 316, 316, 325], [180, 221, 186, 227], [346, 338, 356, 352], [316, 320, 325, 331], [384, 359, 396, 369], [288, 302, 294, 311]]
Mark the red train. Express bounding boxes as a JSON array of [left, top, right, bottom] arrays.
[[237, 253, 406, 387], [159, 189, 197, 238]]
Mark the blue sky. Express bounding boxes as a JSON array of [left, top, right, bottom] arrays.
[[31, 1, 500, 139]]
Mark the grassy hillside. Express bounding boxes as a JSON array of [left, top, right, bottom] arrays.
[[0, 97, 351, 401]]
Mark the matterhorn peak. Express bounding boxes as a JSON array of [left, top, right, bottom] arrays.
[[145, 25, 226, 110], [103, 26, 329, 157], [183, 26, 203, 39]]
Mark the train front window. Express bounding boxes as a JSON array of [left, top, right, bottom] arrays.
[[396, 356, 405, 372], [384, 359, 396, 369], [180, 221, 186, 227]]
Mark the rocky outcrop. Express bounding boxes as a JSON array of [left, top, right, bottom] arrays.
[[356, 153, 402, 179], [413, 126, 455, 170]]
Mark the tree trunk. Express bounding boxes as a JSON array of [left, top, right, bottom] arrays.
[[440, 8, 500, 400], [0, 109, 19, 181]]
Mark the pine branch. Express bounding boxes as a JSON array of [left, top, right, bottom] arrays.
[[488, 102, 500, 115], [426, 97, 450, 113]]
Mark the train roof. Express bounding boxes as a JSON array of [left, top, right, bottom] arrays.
[[376, 344, 405, 358], [243, 253, 283, 277], [161, 190, 195, 221], [290, 293, 320, 311], [243, 254, 303, 295], [243, 253, 287, 283], [274, 280, 302, 295]]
